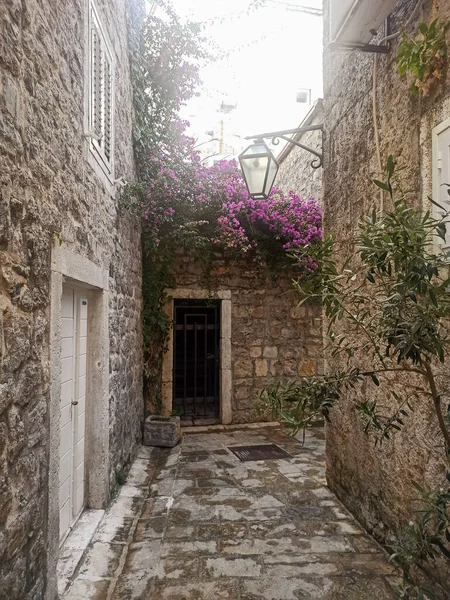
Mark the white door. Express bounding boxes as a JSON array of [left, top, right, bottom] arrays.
[[59, 287, 88, 543]]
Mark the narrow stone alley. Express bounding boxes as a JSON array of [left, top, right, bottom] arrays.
[[60, 426, 398, 600]]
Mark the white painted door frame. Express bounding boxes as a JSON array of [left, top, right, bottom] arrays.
[[47, 244, 110, 600], [59, 287, 89, 544]]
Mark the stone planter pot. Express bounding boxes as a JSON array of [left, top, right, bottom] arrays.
[[143, 415, 181, 448]]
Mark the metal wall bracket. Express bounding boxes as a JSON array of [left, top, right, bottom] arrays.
[[328, 41, 390, 54], [245, 124, 324, 169]]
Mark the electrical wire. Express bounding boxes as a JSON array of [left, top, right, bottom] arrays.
[[266, 1, 322, 16], [372, 53, 384, 213], [371, 0, 424, 213], [380, 0, 424, 43], [199, 0, 321, 24]]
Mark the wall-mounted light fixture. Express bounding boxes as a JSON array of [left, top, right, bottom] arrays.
[[238, 125, 323, 199], [238, 140, 279, 200]]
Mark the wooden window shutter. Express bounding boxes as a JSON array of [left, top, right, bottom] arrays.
[[91, 22, 102, 139], [103, 58, 112, 162], [89, 1, 114, 176]]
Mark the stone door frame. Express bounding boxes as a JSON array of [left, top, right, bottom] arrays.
[[162, 289, 232, 425], [47, 243, 110, 599]]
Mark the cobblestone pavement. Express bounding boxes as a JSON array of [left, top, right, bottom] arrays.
[[63, 426, 398, 600]]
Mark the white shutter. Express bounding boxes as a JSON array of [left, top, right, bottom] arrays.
[[89, 1, 114, 177], [91, 23, 102, 139], [433, 120, 450, 250], [104, 58, 112, 163]]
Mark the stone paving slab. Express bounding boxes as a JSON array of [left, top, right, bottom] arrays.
[[57, 509, 106, 595], [63, 427, 398, 600]]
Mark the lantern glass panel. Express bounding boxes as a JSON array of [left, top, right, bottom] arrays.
[[264, 157, 278, 196], [240, 155, 269, 198], [239, 142, 275, 198]]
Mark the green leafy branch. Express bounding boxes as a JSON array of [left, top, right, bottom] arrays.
[[263, 156, 450, 595], [389, 480, 450, 599], [259, 376, 344, 437], [397, 18, 449, 96]]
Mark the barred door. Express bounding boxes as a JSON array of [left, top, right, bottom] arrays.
[[173, 300, 220, 424]]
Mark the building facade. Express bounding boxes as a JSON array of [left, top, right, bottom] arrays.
[[0, 0, 144, 597], [157, 256, 323, 426], [323, 0, 450, 592], [276, 99, 324, 202]]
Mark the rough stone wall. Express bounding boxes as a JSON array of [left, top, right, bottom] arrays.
[[0, 0, 143, 597], [108, 214, 143, 488], [323, 0, 450, 592], [170, 256, 323, 424], [276, 100, 324, 203]]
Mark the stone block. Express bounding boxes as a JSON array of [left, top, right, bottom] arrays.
[[290, 306, 305, 319], [221, 338, 232, 370], [255, 359, 268, 377], [220, 367, 232, 425], [263, 346, 278, 359], [298, 359, 316, 377], [281, 360, 297, 377], [235, 394, 257, 411], [143, 416, 181, 448], [270, 326, 281, 338], [250, 306, 264, 318], [313, 318, 322, 329], [4, 78, 18, 118], [233, 305, 249, 318], [234, 378, 253, 387], [234, 360, 253, 378], [249, 346, 261, 358], [161, 382, 173, 415], [235, 386, 250, 400]]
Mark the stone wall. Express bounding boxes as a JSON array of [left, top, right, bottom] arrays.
[[0, 0, 143, 597], [276, 100, 324, 203], [108, 215, 143, 488], [323, 0, 450, 592], [168, 256, 323, 424]]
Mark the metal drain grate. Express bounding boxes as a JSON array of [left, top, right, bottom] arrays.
[[228, 444, 292, 462]]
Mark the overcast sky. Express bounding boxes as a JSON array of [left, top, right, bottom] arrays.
[[168, 0, 323, 153]]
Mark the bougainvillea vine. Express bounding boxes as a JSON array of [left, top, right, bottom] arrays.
[[137, 151, 322, 278], [127, 0, 323, 412]]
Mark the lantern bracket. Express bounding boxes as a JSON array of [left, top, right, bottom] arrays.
[[245, 124, 323, 169]]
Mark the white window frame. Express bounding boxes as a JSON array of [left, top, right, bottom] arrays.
[[432, 117, 450, 251], [296, 88, 311, 104], [85, 0, 115, 185]]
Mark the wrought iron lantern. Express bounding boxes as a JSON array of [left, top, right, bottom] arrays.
[[239, 125, 323, 199], [238, 140, 279, 200]]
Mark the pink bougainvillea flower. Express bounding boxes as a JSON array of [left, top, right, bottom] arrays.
[[138, 120, 322, 278]]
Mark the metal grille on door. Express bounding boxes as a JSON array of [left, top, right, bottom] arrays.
[[59, 288, 88, 543], [173, 300, 220, 424]]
